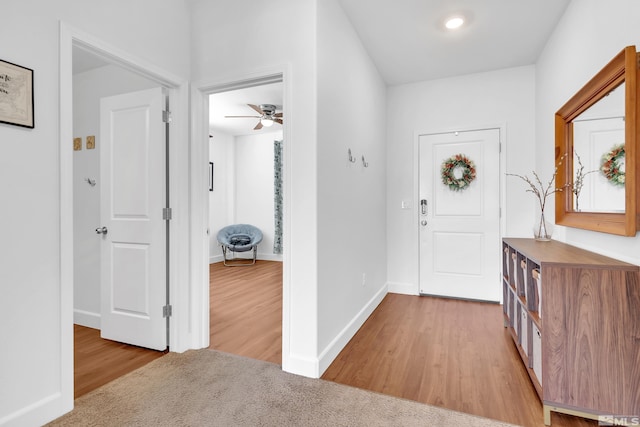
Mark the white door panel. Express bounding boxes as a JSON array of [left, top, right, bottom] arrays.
[[419, 129, 500, 301], [573, 117, 625, 212], [433, 231, 483, 275], [99, 87, 167, 351]]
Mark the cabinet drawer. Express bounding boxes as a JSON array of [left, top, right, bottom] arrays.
[[520, 305, 528, 355], [520, 258, 528, 300], [514, 298, 520, 339], [532, 268, 541, 318], [503, 245, 510, 279], [532, 322, 542, 385], [508, 287, 515, 327], [503, 281, 508, 317], [512, 252, 518, 290]]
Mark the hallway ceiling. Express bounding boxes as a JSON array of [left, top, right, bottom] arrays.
[[211, 1, 571, 135], [337, 0, 571, 85], [75, 1, 572, 136]]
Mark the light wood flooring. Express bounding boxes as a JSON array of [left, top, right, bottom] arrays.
[[75, 262, 596, 426], [72, 260, 282, 399], [208, 260, 282, 363], [73, 324, 165, 398], [322, 293, 595, 427]]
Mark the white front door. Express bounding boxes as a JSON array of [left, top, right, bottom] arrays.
[[99, 87, 168, 351], [419, 129, 501, 301], [572, 117, 625, 212]]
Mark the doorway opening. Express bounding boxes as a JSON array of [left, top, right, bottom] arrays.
[[207, 80, 285, 365], [67, 40, 175, 398]]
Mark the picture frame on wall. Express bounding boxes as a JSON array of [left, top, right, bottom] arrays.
[[0, 59, 34, 129], [209, 162, 214, 191]]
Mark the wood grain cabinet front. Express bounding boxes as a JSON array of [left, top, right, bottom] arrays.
[[502, 238, 640, 425]]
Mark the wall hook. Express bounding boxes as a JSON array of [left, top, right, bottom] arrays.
[[85, 178, 96, 187], [347, 148, 356, 163], [361, 155, 369, 168]]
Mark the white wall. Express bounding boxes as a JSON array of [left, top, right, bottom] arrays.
[[73, 64, 158, 329], [0, 1, 190, 425], [234, 131, 282, 259], [193, 0, 388, 376], [316, 0, 388, 371], [386, 66, 536, 292], [191, 0, 320, 375], [209, 130, 283, 262], [536, 0, 640, 263]]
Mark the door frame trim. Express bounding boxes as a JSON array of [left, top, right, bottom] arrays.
[[59, 21, 190, 410], [414, 123, 507, 299], [191, 66, 292, 370]]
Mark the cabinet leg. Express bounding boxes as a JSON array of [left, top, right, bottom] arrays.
[[543, 405, 551, 425]]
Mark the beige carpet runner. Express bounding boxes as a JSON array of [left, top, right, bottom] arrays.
[[48, 349, 518, 426]]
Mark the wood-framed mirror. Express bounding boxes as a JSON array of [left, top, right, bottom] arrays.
[[555, 45, 640, 236]]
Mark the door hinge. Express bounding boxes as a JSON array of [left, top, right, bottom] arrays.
[[163, 305, 172, 318], [162, 110, 172, 123], [163, 207, 172, 220]]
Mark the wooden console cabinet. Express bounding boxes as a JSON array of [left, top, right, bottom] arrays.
[[502, 238, 640, 425]]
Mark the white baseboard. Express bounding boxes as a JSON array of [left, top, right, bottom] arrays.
[[387, 281, 418, 295], [209, 254, 224, 264], [74, 309, 100, 329], [317, 283, 388, 376], [282, 353, 322, 379], [0, 391, 70, 427], [257, 253, 283, 262]]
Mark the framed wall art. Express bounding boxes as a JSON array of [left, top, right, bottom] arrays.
[[0, 59, 34, 129]]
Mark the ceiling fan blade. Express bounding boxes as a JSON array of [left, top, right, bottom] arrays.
[[274, 112, 283, 118], [254, 121, 263, 130], [224, 115, 261, 118], [274, 118, 283, 125], [248, 104, 264, 114]]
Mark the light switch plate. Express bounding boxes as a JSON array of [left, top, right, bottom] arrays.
[[73, 137, 82, 151], [86, 135, 95, 150]]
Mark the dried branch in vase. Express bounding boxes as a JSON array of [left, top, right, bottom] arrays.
[[506, 154, 567, 240]]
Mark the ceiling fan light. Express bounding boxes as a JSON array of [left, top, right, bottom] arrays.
[[261, 117, 274, 127]]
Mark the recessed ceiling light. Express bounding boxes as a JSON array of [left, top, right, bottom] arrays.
[[445, 16, 465, 30]]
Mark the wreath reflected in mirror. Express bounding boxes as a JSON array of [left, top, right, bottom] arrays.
[[441, 154, 476, 191], [600, 144, 625, 186]]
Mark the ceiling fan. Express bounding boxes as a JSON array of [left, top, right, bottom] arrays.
[[225, 103, 283, 130]]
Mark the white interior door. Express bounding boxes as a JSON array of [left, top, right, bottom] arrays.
[[99, 87, 168, 351], [419, 129, 500, 301]]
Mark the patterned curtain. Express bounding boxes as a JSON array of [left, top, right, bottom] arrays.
[[273, 140, 284, 254]]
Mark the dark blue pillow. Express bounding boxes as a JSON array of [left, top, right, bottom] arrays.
[[229, 234, 252, 246]]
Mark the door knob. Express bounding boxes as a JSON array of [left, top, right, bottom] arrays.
[[95, 226, 108, 235], [421, 220, 428, 226]]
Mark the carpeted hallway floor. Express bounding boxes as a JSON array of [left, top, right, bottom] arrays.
[[48, 349, 519, 426]]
